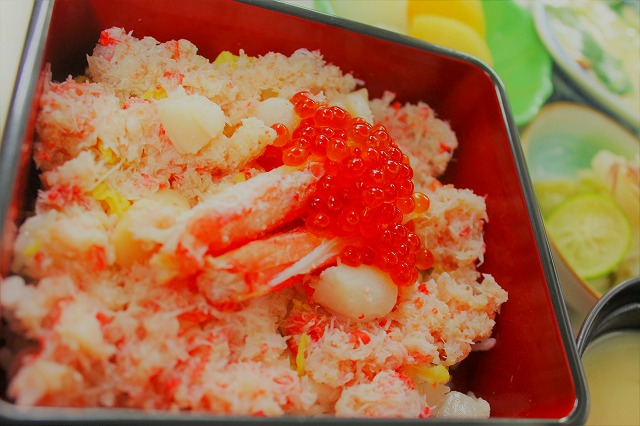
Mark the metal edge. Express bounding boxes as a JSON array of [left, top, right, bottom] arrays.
[[482, 29, 590, 426], [576, 276, 640, 354], [242, 0, 501, 75], [508, 113, 590, 426], [478, 43, 589, 425], [485, 33, 591, 426], [0, 0, 53, 245]]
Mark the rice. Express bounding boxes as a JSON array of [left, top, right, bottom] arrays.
[[0, 27, 507, 418]]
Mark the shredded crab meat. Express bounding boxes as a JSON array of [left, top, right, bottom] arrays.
[[0, 27, 508, 418]]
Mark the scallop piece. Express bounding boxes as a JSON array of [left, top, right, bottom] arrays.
[[156, 86, 226, 154], [313, 263, 398, 321]]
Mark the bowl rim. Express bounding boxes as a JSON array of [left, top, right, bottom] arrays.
[[520, 101, 640, 305], [315, 0, 555, 128], [532, 1, 640, 133], [576, 276, 640, 355], [0, 0, 51, 246], [310, 0, 497, 72]]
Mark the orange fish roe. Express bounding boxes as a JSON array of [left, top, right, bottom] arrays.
[[263, 91, 434, 286]]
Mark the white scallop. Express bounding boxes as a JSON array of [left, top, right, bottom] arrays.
[[253, 97, 299, 131], [313, 263, 398, 321], [156, 87, 226, 154]]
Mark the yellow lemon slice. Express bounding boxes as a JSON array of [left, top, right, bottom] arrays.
[[409, 15, 493, 65], [407, 0, 485, 37], [546, 193, 632, 280]]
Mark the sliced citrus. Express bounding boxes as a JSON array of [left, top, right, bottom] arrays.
[[407, 0, 486, 37], [546, 193, 631, 280], [408, 15, 493, 65], [533, 175, 606, 217], [534, 179, 581, 217]]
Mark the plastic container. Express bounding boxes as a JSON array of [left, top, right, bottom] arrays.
[[0, 0, 587, 423]]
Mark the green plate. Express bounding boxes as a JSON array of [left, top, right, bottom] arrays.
[[313, 0, 553, 127], [482, 0, 553, 127]]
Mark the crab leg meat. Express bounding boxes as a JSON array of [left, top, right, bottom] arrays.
[[162, 164, 321, 263], [196, 228, 342, 305]]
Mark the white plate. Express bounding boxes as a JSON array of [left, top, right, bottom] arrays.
[[532, 0, 640, 133]]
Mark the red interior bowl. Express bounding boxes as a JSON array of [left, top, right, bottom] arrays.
[[0, 0, 587, 423]]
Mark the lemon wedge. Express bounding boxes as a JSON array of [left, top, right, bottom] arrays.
[[409, 14, 493, 65], [407, 0, 486, 37], [546, 193, 632, 280]]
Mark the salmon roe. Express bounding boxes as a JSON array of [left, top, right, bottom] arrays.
[[262, 91, 434, 286]]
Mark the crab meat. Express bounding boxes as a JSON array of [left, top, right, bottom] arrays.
[[196, 228, 342, 305], [162, 164, 322, 265]]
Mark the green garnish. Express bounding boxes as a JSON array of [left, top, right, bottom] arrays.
[[581, 32, 632, 95], [547, 3, 633, 95]]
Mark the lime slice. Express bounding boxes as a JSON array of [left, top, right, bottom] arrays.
[[533, 175, 606, 217], [546, 193, 631, 280], [534, 179, 581, 217]]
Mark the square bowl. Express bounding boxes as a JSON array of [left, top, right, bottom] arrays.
[[0, 0, 587, 423]]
